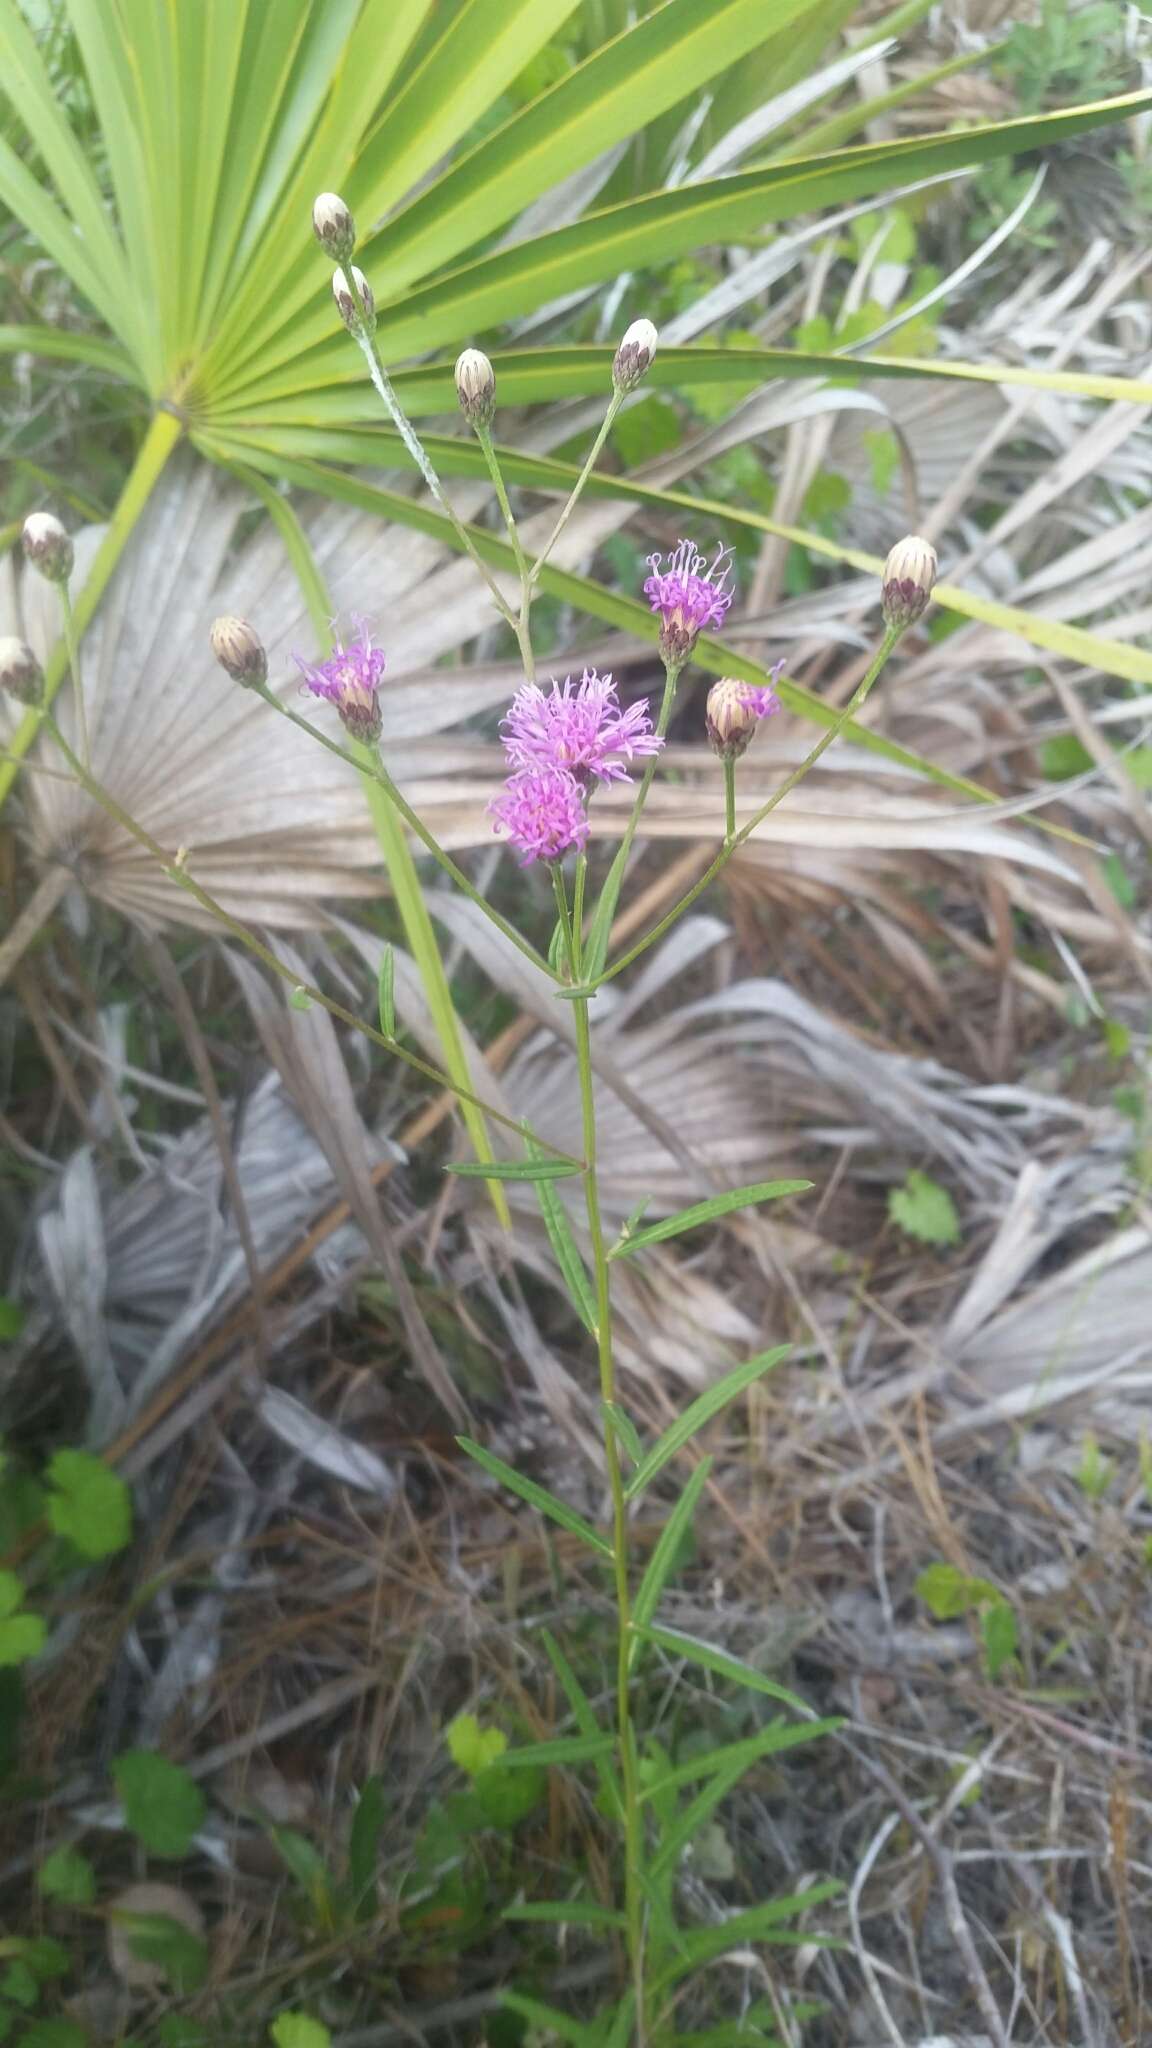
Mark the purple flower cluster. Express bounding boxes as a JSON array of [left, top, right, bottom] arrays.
[[644, 539, 734, 666], [295, 622, 386, 744], [491, 668, 661, 866]]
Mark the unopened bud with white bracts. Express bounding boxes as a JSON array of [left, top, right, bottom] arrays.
[[881, 534, 937, 630], [706, 674, 781, 760], [210, 615, 267, 689], [455, 347, 495, 429], [0, 635, 43, 707], [612, 317, 658, 395], [22, 511, 73, 585], [332, 264, 375, 335], [312, 191, 356, 264]]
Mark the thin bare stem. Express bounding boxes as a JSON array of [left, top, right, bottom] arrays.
[[723, 755, 736, 846], [529, 393, 622, 587], [476, 422, 536, 685], [341, 278, 516, 629]]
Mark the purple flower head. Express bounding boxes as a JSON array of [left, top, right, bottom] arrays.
[[490, 765, 590, 867], [294, 621, 386, 745], [501, 668, 663, 787], [644, 539, 734, 667]]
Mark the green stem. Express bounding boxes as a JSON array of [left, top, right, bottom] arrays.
[[723, 755, 736, 847], [342, 280, 516, 629], [594, 623, 905, 990], [36, 712, 574, 1157], [58, 584, 89, 770], [254, 686, 554, 978], [477, 423, 536, 685], [0, 407, 183, 817], [554, 862, 646, 2038], [529, 392, 622, 588]]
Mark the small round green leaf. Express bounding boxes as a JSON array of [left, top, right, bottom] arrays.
[[112, 1751, 204, 1859]]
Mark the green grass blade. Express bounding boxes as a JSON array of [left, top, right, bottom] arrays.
[[500, 1996, 595, 2046], [610, 1181, 812, 1261], [504, 1900, 624, 1929], [376, 945, 395, 1040], [456, 1439, 613, 1560], [635, 1625, 808, 1711], [446, 1157, 583, 1182], [631, 1460, 713, 1657], [625, 1349, 791, 1501], [497, 1733, 616, 1768]]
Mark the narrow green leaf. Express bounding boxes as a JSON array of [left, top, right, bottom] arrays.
[[667, 1885, 842, 1973], [641, 1717, 842, 1803], [610, 1180, 811, 1259], [635, 1625, 807, 1711], [500, 1995, 594, 2047], [528, 1136, 597, 1334], [625, 1349, 791, 1499], [348, 1775, 386, 1918], [540, 1630, 621, 1819], [456, 1438, 613, 1559], [0, 1573, 24, 1621], [376, 945, 395, 1041], [497, 1732, 616, 1768], [447, 1157, 584, 1181], [648, 1754, 760, 1885], [503, 1899, 624, 1929], [631, 1460, 713, 1657], [0, 324, 136, 378]]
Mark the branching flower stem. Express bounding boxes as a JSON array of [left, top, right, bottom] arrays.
[[593, 622, 906, 990], [551, 861, 647, 2044], [530, 394, 622, 587]]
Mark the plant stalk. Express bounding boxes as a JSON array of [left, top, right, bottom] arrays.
[[595, 622, 906, 988], [553, 861, 646, 2040], [58, 584, 90, 770], [530, 393, 622, 586]]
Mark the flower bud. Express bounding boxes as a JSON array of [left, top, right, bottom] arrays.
[[210, 615, 267, 688], [332, 264, 375, 335], [881, 534, 937, 630], [455, 347, 495, 428], [612, 317, 658, 395], [705, 675, 780, 760], [0, 635, 43, 706], [312, 191, 355, 264], [22, 511, 73, 585]]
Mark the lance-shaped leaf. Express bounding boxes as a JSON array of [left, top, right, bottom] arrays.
[[456, 1438, 613, 1559], [625, 1348, 791, 1499], [609, 1179, 812, 1260], [634, 1623, 808, 1711]]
